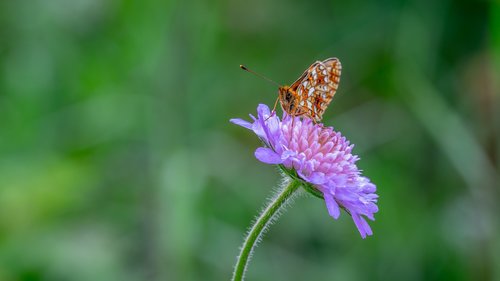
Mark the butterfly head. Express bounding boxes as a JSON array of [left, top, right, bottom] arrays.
[[278, 85, 296, 113]]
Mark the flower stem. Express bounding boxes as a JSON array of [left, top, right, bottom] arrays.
[[232, 179, 301, 281]]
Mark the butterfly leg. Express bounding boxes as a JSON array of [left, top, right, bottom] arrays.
[[264, 112, 275, 121], [264, 96, 280, 121]]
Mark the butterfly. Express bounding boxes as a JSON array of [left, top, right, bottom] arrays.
[[241, 58, 341, 122], [276, 58, 341, 122]]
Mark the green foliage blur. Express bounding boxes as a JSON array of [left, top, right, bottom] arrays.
[[0, 0, 499, 280]]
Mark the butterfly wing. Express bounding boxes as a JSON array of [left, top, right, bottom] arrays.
[[290, 58, 342, 122]]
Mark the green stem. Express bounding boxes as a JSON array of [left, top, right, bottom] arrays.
[[231, 179, 301, 281]]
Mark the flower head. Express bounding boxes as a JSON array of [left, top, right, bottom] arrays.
[[231, 104, 378, 238]]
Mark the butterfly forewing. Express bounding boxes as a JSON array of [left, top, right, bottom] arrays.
[[290, 58, 341, 122]]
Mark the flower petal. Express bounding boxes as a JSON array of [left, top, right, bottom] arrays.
[[230, 118, 253, 130], [351, 214, 373, 239], [256, 104, 271, 118], [252, 121, 267, 140], [297, 170, 327, 185], [307, 172, 327, 184], [256, 104, 282, 147], [254, 147, 283, 164], [323, 192, 341, 219]]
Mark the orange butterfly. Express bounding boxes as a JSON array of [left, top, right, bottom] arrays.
[[241, 58, 341, 122]]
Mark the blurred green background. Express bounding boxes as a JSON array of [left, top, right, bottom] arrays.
[[0, 0, 499, 280]]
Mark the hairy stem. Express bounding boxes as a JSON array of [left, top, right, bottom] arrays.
[[232, 179, 301, 281]]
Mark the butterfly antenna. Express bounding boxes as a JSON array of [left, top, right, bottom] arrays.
[[239, 65, 281, 87]]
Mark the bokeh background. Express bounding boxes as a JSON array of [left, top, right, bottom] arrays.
[[1, 0, 499, 280]]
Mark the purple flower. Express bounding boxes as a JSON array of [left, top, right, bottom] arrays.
[[231, 104, 378, 238]]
